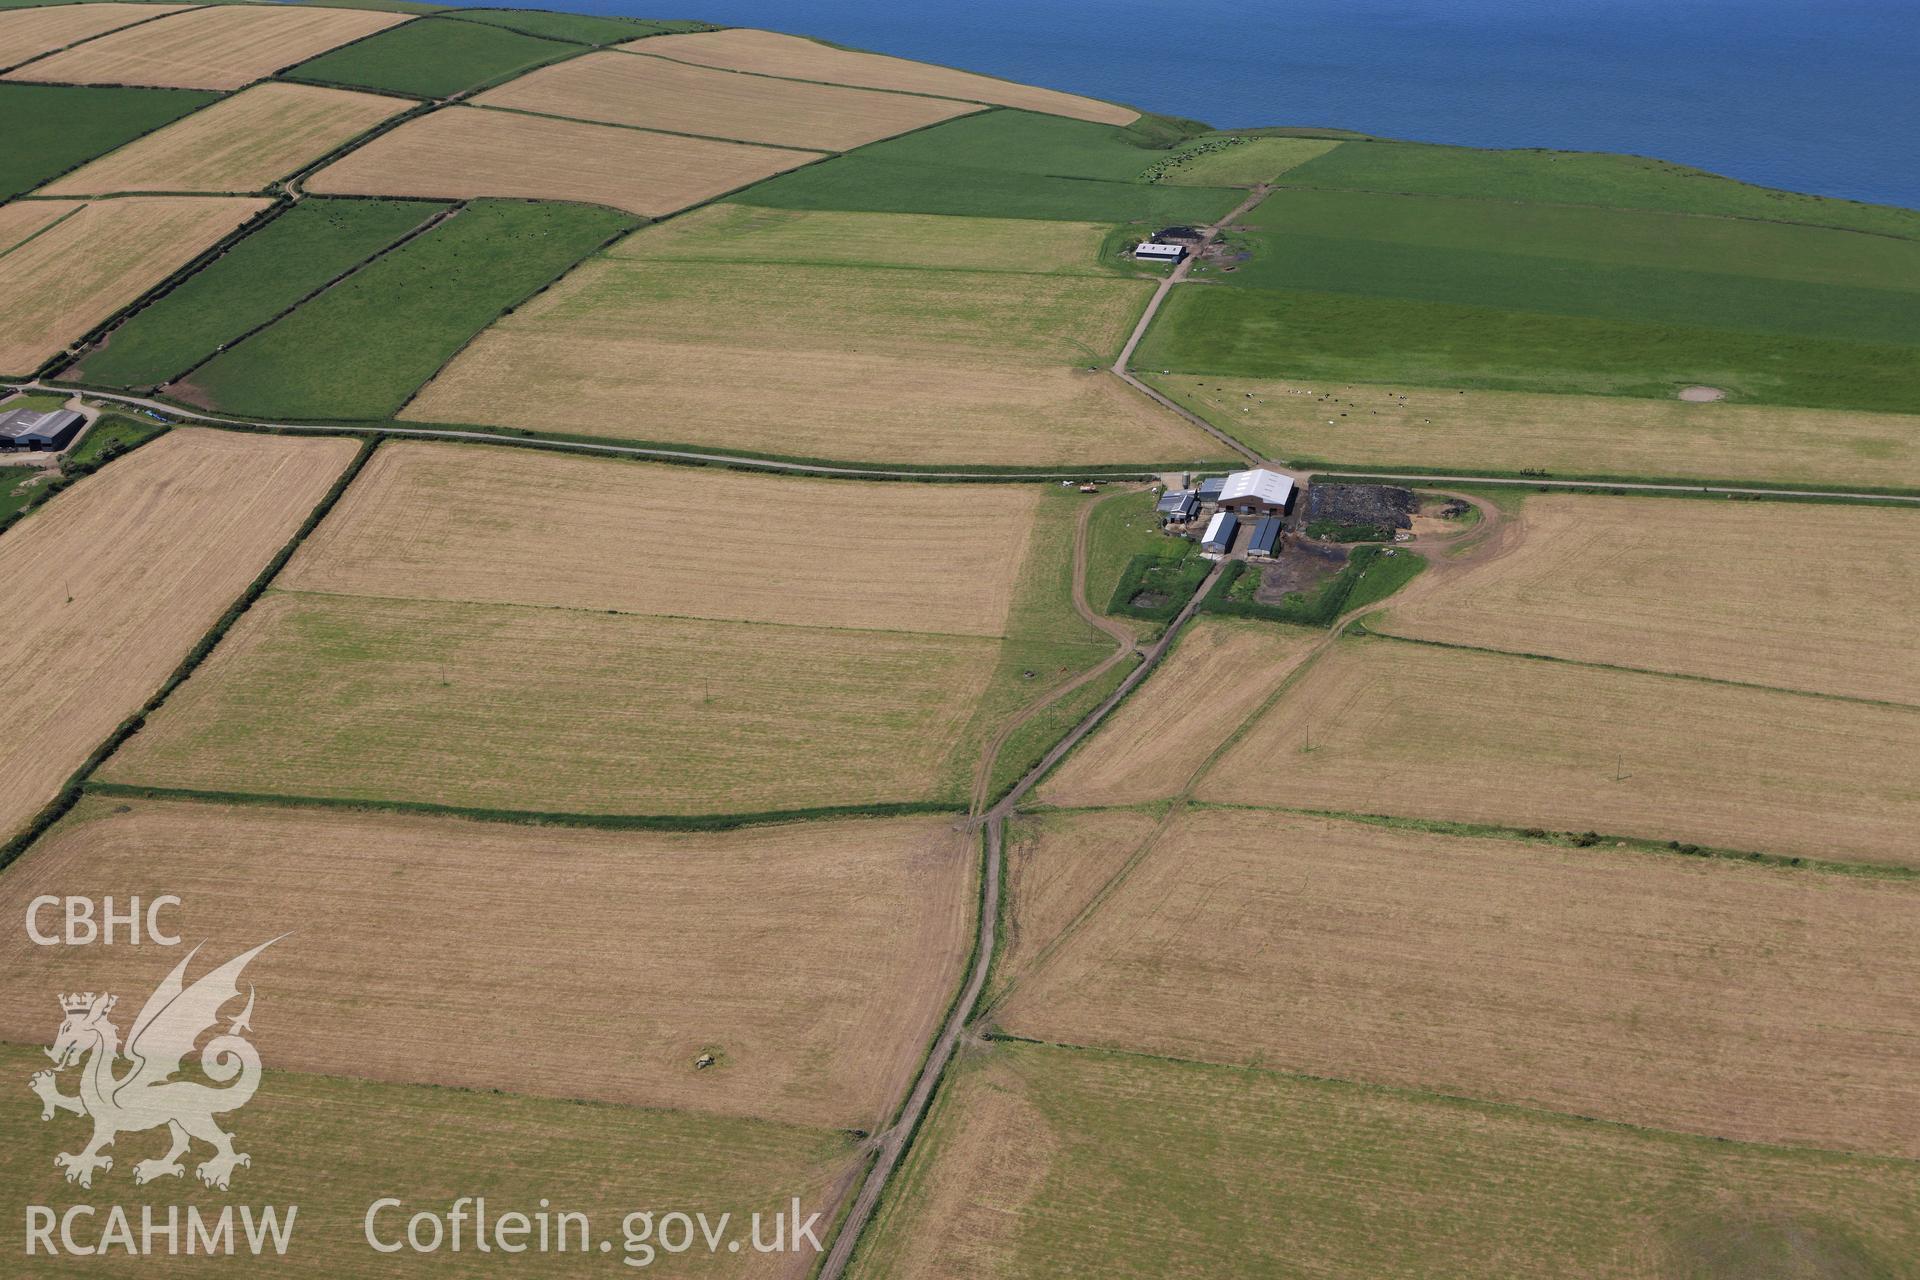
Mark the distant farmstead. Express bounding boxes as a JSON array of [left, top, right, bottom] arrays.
[[0, 407, 84, 451], [1133, 241, 1184, 263], [1215, 467, 1295, 516]]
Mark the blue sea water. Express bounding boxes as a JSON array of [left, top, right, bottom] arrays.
[[456, 0, 1920, 210]]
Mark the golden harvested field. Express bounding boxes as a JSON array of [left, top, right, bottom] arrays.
[[0, 194, 267, 372], [1, 798, 976, 1130], [404, 259, 1214, 464], [993, 808, 1160, 996], [40, 82, 405, 195], [614, 203, 1115, 275], [1152, 372, 1920, 489], [998, 808, 1920, 1158], [0, 3, 185, 68], [1378, 494, 1920, 705], [476, 50, 979, 151], [101, 593, 1000, 815], [5, 4, 408, 89], [0, 1049, 855, 1279], [0, 429, 356, 842], [1197, 638, 1920, 866], [307, 105, 820, 217], [0, 198, 80, 254], [635, 28, 1138, 126], [1039, 618, 1321, 807], [853, 1040, 1920, 1280], [283, 441, 1040, 636]]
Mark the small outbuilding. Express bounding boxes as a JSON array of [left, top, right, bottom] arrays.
[[1156, 489, 1198, 523], [1195, 474, 1227, 504], [1133, 241, 1185, 263], [1215, 467, 1296, 516], [1156, 226, 1206, 244], [1201, 510, 1236, 556], [1247, 516, 1283, 559], [0, 407, 84, 451]]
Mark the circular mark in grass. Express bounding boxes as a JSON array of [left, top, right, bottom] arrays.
[[1677, 385, 1727, 402]]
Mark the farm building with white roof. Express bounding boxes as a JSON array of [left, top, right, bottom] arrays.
[[1215, 468, 1295, 516]]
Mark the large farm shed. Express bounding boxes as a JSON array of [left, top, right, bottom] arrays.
[[1216, 467, 1295, 516], [0, 407, 83, 451]]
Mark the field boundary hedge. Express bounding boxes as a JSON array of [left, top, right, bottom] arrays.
[[1191, 801, 1919, 881], [0, 437, 378, 873], [79, 781, 964, 834], [158, 200, 457, 388]]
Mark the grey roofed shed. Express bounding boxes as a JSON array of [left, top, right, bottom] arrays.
[[1156, 489, 1197, 521], [1196, 475, 1226, 502], [1248, 516, 1283, 557], [1201, 510, 1235, 553], [0, 407, 84, 450]]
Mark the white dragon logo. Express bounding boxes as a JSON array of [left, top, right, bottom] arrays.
[[29, 939, 279, 1191]]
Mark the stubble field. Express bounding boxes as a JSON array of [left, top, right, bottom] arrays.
[[852, 1040, 1920, 1279], [403, 257, 1213, 464], [1038, 618, 1321, 807], [0, 194, 268, 372], [1195, 638, 1920, 866], [5, 4, 409, 89], [996, 807, 1920, 1157], [476, 50, 980, 151], [991, 807, 1161, 996], [0, 1048, 855, 1279], [1374, 494, 1920, 704], [1151, 373, 1920, 489], [39, 82, 404, 195], [99, 442, 1083, 816], [98, 593, 1001, 816], [0, 429, 357, 842], [307, 105, 822, 218], [1, 797, 976, 1130], [281, 442, 1039, 636], [0, 2, 186, 68], [635, 28, 1136, 126]]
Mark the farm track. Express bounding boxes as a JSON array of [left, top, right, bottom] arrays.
[[823, 494, 1512, 1274], [1111, 184, 1269, 468], [967, 490, 1140, 815]]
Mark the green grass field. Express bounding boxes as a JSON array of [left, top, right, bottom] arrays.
[[182, 199, 633, 420], [0, 82, 219, 201], [854, 1041, 1920, 1279], [613, 203, 1120, 275], [76, 198, 441, 388], [61, 412, 165, 471], [1212, 189, 1920, 345], [448, 7, 711, 44], [283, 16, 581, 99], [1153, 135, 1341, 185], [1139, 286, 1920, 413], [1280, 139, 1920, 240], [736, 109, 1243, 224]]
